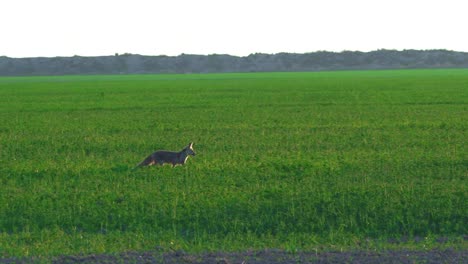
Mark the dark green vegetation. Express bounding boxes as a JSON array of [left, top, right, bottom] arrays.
[[0, 70, 466, 257]]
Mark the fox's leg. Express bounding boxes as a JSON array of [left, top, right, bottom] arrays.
[[172, 162, 183, 167]]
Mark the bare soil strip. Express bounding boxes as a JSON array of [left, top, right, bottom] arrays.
[[1, 249, 466, 264]]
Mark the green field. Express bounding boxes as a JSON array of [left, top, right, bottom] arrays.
[[0, 70, 466, 257]]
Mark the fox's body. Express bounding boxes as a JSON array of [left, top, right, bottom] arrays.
[[136, 142, 196, 168]]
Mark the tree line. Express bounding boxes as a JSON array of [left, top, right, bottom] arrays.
[[1, 49, 467, 76]]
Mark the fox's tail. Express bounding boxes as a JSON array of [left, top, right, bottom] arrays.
[[133, 155, 154, 170], [132, 161, 145, 170]]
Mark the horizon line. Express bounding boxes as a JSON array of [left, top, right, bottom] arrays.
[[2, 48, 467, 60]]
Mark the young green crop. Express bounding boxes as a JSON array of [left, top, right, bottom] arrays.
[[0, 69, 466, 257]]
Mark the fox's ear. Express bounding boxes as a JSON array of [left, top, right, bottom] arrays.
[[189, 142, 193, 148]]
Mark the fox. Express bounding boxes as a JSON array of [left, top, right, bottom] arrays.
[[135, 142, 196, 168]]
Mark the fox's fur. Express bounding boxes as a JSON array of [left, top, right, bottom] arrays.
[[135, 142, 196, 168]]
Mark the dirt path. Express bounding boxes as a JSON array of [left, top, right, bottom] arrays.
[[2, 249, 466, 263]]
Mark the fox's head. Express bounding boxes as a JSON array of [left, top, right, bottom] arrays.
[[185, 142, 196, 156]]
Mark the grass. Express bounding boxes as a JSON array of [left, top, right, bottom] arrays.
[[0, 69, 467, 257]]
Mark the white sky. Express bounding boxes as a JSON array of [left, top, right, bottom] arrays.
[[1, 0, 467, 58]]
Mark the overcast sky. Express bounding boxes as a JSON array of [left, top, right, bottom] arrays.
[[1, 0, 467, 58]]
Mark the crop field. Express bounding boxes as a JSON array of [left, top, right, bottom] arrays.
[[0, 70, 467, 258]]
